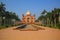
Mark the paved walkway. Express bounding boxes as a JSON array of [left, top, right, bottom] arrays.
[[0, 25, 60, 40]]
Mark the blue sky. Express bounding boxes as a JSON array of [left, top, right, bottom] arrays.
[[0, 0, 60, 20]]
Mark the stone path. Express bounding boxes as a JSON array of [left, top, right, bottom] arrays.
[[0, 25, 60, 40]]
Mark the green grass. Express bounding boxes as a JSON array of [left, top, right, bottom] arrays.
[[0, 25, 12, 29], [0, 25, 6, 29], [0, 24, 22, 30], [35, 24, 60, 29]]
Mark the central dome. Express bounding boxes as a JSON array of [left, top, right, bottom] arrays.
[[26, 11, 30, 15]]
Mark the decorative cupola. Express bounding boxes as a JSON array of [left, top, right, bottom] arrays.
[[34, 14, 35, 17], [22, 14, 24, 17]]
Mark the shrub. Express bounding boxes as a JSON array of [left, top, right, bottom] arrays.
[[56, 23, 60, 29]]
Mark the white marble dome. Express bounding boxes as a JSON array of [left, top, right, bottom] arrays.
[[26, 10, 30, 15]]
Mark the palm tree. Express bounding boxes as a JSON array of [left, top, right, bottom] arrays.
[[52, 8, 60, 27], [0, 2, 6, 25], [46, 12, 52, 26], [0, 2, 20, 26], [38, 10, 47, 26]]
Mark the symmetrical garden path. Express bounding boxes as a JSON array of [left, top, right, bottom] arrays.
[[0, 25, 60, 40]]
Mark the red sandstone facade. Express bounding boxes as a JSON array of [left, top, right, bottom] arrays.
[[22, 11, 35, 24]]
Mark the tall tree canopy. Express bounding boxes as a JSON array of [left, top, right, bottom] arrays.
[[0, 2, 20, 25], [38, 8, 60, 29]]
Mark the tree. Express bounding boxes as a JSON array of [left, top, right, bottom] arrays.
[[0, 2, 20, 26], [38, 8, 60, 29], [38, 10, 47, 26], [0, 2, 6, 25]]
